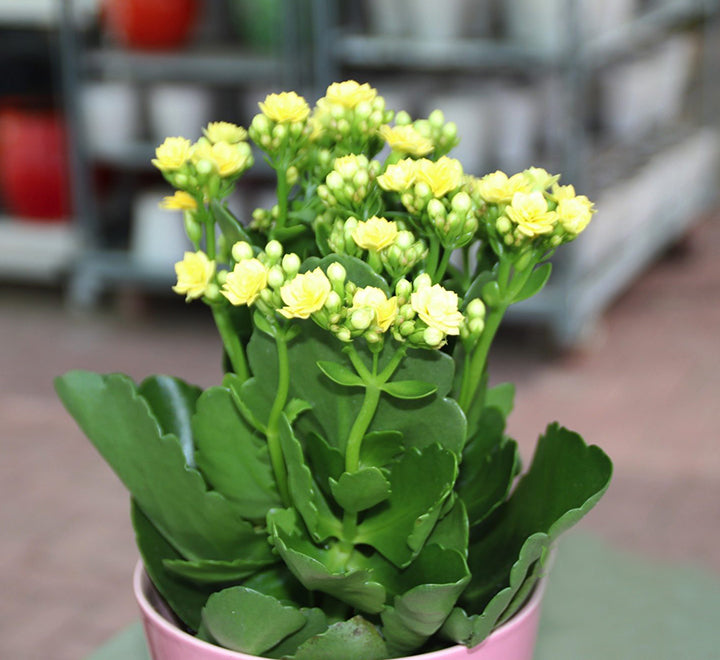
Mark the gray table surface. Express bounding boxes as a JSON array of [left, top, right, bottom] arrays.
[[87, 533, 720, 660]]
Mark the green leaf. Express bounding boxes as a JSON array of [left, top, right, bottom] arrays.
[[210, 199, 254, 246], [481, 280, 502, 307], [513, 262, 552, 303], [330, 468, 391, 513], [163, 555, 277, 584], [131, 500, 214, 631], [138, 375, 202, 468], [304, 432, 344, 496], [485, 382, 515, 417], [202, 587, 306, 655], [316, 360, 365, 388], [278, 415, 341, 542], [380, 545, 471, 656], [192, 384, 281, 520], [427, 498, 469, 555], [265, 608, 328, 659], [380, 380, 437, 400], [356, 444, 457, 568], [463, 269, 496, 306], [253, 310, 278, 337], [460, 440, 518, 527], [302, 254, 390, 295], [443, 424, 612, 647], [360, 431, 404, 469], [293, 616, 388, 660], [55, 371, 263, 561], [285, 398, 313, 424], [273, 223, 309, 242], [269, 509, 387, 614]]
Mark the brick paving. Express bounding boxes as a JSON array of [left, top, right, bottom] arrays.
[[1, 213, 719, 659]]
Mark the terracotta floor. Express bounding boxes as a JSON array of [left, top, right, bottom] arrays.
[[2, 213, 719, 660]]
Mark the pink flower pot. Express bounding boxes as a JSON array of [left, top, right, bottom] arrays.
[[134, 561, 546, 660]]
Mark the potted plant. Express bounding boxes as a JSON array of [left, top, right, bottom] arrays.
[[56, 81, 612, 660]]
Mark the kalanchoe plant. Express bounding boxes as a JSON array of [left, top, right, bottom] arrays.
[[56, 81, 612, 659]]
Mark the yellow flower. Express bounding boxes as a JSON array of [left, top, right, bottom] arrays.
[[279, 268, 331, 319], [556, 195, 595, 235], [152, 137, 192, 172], [222, 259, 268, 306], [505, 191, 558, 238], [415, 156, 463, 197], [192, 140, 251, 178], [379, 124, 434, 156], [410, 283, 464, 336], [523, 167, 559, 191], [160, 191, 197, 211], [351, 216, 398, 252], [259, 91, 310, 123], [377, 158, 418, 192], [351, 287, 398, 332], [323, 80, 377, 108], [550, 183, 577, 202], [476, 171, 529, 204], [203, 121, 247, 144], [172, 251, 215, 301]]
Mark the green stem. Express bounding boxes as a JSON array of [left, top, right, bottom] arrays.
[[435, 247, 452, 282], [203, 207, 216, 260], [459, 303, 507, 414], [426, 237, 440, 281], [345, 384, 381, 473], [265, 332, 291, 505], [273, 156, 290, 235], [212, 307, 249, 381]]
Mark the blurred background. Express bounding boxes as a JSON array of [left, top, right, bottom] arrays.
[[1, 1, 719, 658]]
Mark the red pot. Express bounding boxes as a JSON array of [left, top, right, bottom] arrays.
[[0, 108, 72, 221], [102, 0, 200, 51]]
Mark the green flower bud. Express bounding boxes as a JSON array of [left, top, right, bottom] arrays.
[[451, 191, 472, 213], [232, 241, 254, 262], [466, 297, 486, 319], [327, 261, 346, 285], [265, 240, 283, 261], [281, 253, 301, 276], [336, 327, 352, 342], [350, 307, 374, 331], [423, 326, 445, 347], [496, 216, 512, 235], [267, 265, 285, 289]]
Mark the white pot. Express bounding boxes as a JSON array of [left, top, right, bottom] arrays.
[[81, 81, 140, 156], [130, 189, 191, 271], [147, 84, 213, 142]]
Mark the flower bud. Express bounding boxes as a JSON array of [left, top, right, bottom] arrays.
[[466, 297, 486, 319], [281, 253, 301, 276], [267, 265, 285, 289], [413, 273, 432, 290], [232, 241, 254, 262], [265, 240, 283, 261], [326, 261, 346, 285], [336, 327, 352, 342], [350, 307, 374, 331], [468, 318, 485, 335], [496, 216, 512, 235], [325, 290, 342, 312], [451, 191, 472, 213], [395, 278, 412, 299], [326, 171, 344, 191], [427, 198, 445, 219], [423, 326, 445, 347]]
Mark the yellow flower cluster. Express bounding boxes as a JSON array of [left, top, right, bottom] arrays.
[[379, 124, 434, 157], [259, 91, 311, 123], [173, 251, 216, 301], [378, 156, 463, 198], [351, 216, 398, 252], [223, 259, 268, 306]]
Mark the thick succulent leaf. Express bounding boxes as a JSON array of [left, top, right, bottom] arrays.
[[285, 398, 313, 424], [292, 616, 388, 660], [302, 253, 391, 294], [426, 498, 469, 556], [55, 371, 262, 561], [380, 380, 437, 400], [227, 374, 272, 431], [316, 360, 365, 388], [268, 509, 386, 614], [356, 444, 457, 568], [513, 262, 552, 303], [459, 439, 518, 527], [278, 415, 341, 541], [442, 423, 612, 647], [485, 382, 515, 417], [330, 468, 391, 513], [138, 375, 202, 468], [163, 555, 277, 584], [380, 545, 471, 656], [131, 500, 213, 631], [211, 198, 254, 246], [202, 587, 306, 655], [265, 608, 328, 659], [192, 383, 281, 520], [304, 431, 344, 496], [360, 430, 404, 469]]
